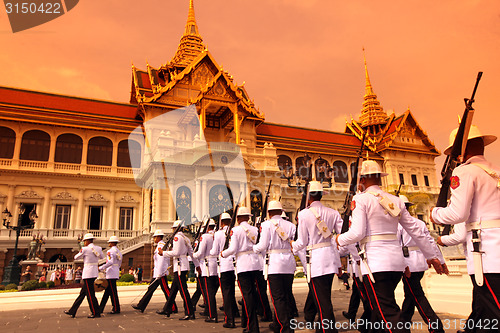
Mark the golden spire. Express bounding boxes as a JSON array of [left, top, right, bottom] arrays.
[[170, 0, 206, 67], [359, 48, 387, 129]]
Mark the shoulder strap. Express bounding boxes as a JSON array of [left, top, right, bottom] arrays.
[[471, 163, 500, 188], [367, 191, 401, 217], [309, 207, 334, 238]]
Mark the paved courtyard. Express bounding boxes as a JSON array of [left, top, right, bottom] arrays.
[[0, 279, 466, 332]]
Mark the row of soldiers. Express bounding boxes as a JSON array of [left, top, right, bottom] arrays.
[[64, 125, 500, 333]]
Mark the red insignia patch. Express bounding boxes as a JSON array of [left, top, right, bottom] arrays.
[[173, 236, 178, 242], [259, 226, 262, 233], [230, 230, 233, 236], [351, 200, 356, 211], [450, 176, 460, 190]]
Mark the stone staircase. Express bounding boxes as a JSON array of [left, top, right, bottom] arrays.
[[117, 233, 152, 255]]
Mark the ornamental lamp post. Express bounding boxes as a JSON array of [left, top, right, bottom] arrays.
[[2, 204, 37, 285]]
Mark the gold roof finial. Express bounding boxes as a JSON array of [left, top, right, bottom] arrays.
[[170, 0, 206, 67], [359, 47, 387, 129], [363, 47, 374, 97]]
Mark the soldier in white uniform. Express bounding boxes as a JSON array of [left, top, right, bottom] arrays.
[[65, 233, 105, 318], [336, 160, 444, 333], [193, 219, 219, 323], [292, 181, 343, 333], [161, 220, 199, 320], [133, 230, 177, 314], [222, 206, 262, 333], [254, 200, 296, 333], [99, 235, 123, 314], [397, 195, 446, 332], [431, 125, 500, 330], [211, 212, 240, 329]]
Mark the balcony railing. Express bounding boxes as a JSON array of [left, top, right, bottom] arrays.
[[0, 228, 141, 240]]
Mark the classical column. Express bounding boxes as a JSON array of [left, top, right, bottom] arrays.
[[233, 107, 240, 144], [81, 141, 88, 171], [108, 190, 116, 231], [168, 187, 175, 221], [12, 133, 22, 168], [153, 189, 162, 222], [195, 180, 201, 220], [48, 136, 56, 164], [41, 187, 52, 229], [201, 180, 207, 217], [4, 185, 15, 229], [76, 189, 85, 230]]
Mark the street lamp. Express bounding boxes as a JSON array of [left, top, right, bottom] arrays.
[[283, 153, 312, 193], [2, 204, 37, 285], [315, 156, 333, 188]]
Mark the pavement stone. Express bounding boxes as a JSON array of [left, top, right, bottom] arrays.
[[0, 282, 466, 333]]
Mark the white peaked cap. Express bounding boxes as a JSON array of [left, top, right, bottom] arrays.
[[309, 181, 323, 192], [444, 125, 497, 155], [237, 206, 252, 216], [268, 200, 283, 211], [172, 220, 184, 228], [360, 160, 388, 177], [208, 219, 216, 226], [108, 235, 120, 243], [82, 233, 94, 241], [153, 229, 164, 237], [281, 211, 288, 220], [220, 212, 231, 220]]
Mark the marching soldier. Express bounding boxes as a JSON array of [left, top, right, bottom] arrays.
[[211, 212, 240, 328], [133, 230, 177, 314], [336, 160, 444, 333], [193, 218, 219, 322], [431, 125, 500, 330], [253, 200, 296, 333], [398, 195, 446, 332], [161, 220, 199, 320], [65, 233, 104, 318], [99, 235, 123, 314], [291, 181, 343, 333], [222, 206, 262, 333]]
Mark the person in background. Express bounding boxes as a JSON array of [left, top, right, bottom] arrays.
[[21, 265, 33, 283], [60, 268, 66, 285], [39, 267, 48, 282], [66, 266, 74, 284], [75, 266, 82, 284], [137, 265, 143, 282]]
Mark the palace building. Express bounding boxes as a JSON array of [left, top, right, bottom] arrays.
[[0, 0, 442, 281]]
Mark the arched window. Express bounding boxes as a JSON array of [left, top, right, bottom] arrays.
[[176, 186, 192, 223], [209, 185, 233, 217], [315, 157, 331, 182], [295, 156, 311, 180], [55, 133, 83, 164], [250, 190, 262, 218], [87, 136, 113, 166], [20, 130, 50, 161], [117, 139, 142, 168], [277, 155, 293, 178], [332, 160, 349, 183], [0, 126, 16, 158]]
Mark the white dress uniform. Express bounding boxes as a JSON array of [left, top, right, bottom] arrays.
[[153, 240, 170, 278], [222, 219, 262, 333], [210, 224, 239, 326], [292, 201, 343, 278], [432, 155, 500, 275], [432, 154, 500, 327], [74, 243, 104, 279], [397, 219, 445, 332], [193, 230, 219, 321], [67, 241, 104, 317], [98, 245, 123, 313], [253, 214, 296, 333], [440, 222, 467, 248], [162, 230, 197, 318], [337, 184, 439, 333]]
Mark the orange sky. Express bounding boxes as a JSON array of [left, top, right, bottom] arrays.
[[1, 0, 499, 168]]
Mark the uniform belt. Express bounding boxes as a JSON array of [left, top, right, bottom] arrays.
[[466, 220, 500, 232], [112, 264, 120, 266], [266, 248, 292, 254], [205, 255, 217, 259], [86, 263, 98, 266], [236, 250, 254, 258], [408, 246, 420, 252], [174, 255, 188, 259], [360, 234, 398, 245], [306, 242, 331, 251]]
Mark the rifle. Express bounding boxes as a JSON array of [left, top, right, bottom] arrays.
[[162, 221, 184, 251], [340, 132, 366, 233], [438, 72, 482, 236], [394, 183, 403, 197], [256, 180, 272, 243], [223, 193, 243, 250], [294, 159, 313, 241], [194, 216, 210, 252]]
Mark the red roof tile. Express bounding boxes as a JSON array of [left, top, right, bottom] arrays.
[[0, 86, 138, 119]]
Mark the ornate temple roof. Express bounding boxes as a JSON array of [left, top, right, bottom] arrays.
[[359, 50, 387, 129]]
